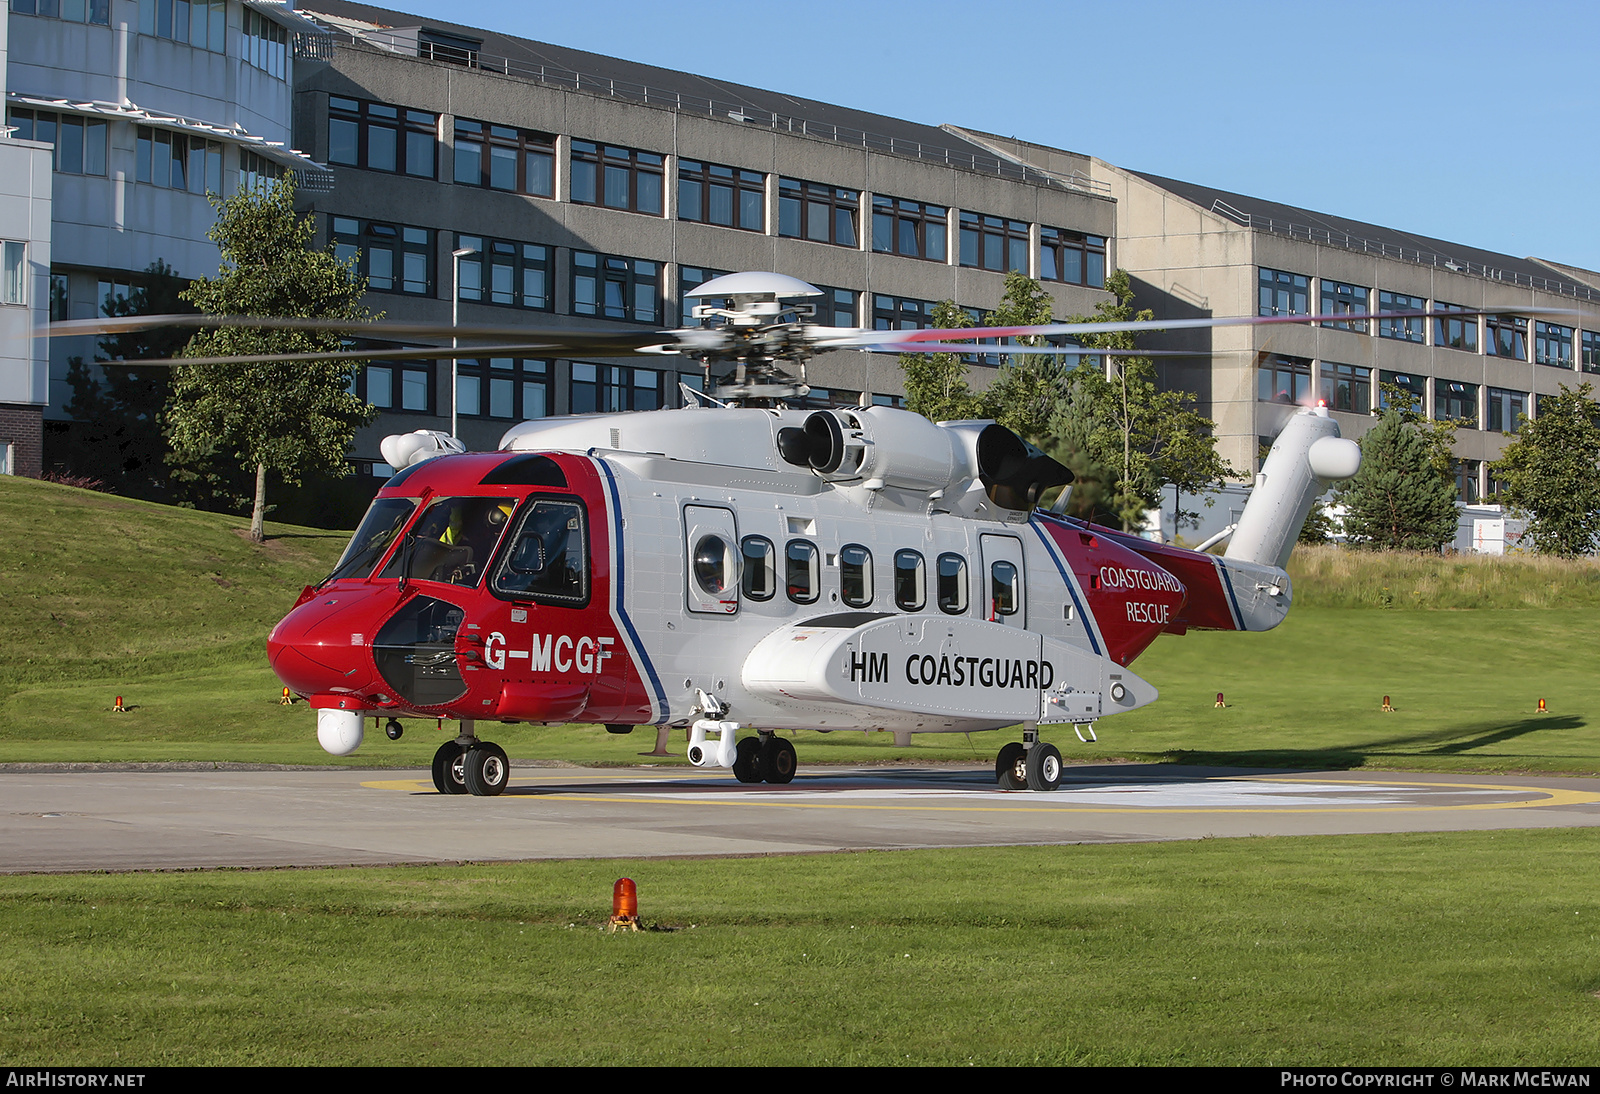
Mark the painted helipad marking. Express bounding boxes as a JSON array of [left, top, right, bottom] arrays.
[[359, 775, 1600, 814]]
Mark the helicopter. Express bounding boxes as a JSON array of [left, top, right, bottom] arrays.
[[60, 271, 1392, 795]]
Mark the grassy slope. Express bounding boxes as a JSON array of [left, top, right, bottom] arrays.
[[4, 475, 1600, 772], [1, 832, 1597, 1065]]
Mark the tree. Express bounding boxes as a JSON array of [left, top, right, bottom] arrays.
[[167, 176, 377, 542], [1048, 270, 1235, 532], [1489, 383, 1600, 557], [899, 301, 987, 423], [1336, 398, 1459, 551], [61, 261, 194, 498]]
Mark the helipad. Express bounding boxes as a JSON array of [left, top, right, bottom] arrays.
[[4, 762, 1599, 872]]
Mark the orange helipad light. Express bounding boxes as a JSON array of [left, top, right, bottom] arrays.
[[1538, 698, 1548, 713], [1214, 692, 1226, 708], [1382, 695, 1395, 712], [280, 687, 294, 706], [113, 695, 126, 713], [609, 877, 640, 932]]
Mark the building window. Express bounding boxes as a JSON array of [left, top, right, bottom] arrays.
[[1583, 331, 1600, 375], [777, 178, 859, 247], [1486, 387, 1527, 433], [959, 212, 1028, 273], [1434, 380, 1478, 428], [2, 242, 25, 305], [872, 196, 947, 262], [679, 266, 732, 326], [1320, 280, 1369, 333], [1377, 290, 1426, 343], [1433, 303, 1478, 352], [8, 109, 107, 176], [49, 272, 67, 320], [813, 286, 858, 327], [238, 151, 284, 193], [569, 141, 663, 215], [1450, 459, 1481, 504], [1534, 322, 1574, 369], [455, 235, 550, 311], [135, 127, 221, 193], [1258, 268, 1310, 317], [135, 0, 223, 47], [328, 98, 437, 178], [456, 358, 550, 420], [1040, 227, 1106, 288], [1320, 362, 1371, 413], [678, 160, 763, 231], [571, 252, 661, 325], [569, 363, 662, 414], [873, 294, 938, 331], [357, 361, 434, 412], [452, 119, 554, 198], [15, 0, 112, 25], [1258, 354, 1311, 404], [1486, 314, 1527, 360], [243, 8, 288, 77], [332, 217, 434, 296], [1379, 371, 1427, 410]]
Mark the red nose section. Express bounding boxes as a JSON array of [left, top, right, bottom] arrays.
[[267, 587, 393, 699]]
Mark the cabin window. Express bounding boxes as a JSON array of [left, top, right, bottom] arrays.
[[693, 535, 737, 597], [785, 540, 819, 604], [937, 553, 968, 615], [894, 549, 925, 611], [990, 560, 1020, 617], [490, 498, 589, 606], [379, 496, 517, 587], [840, 544, 873, 608], [741, 536, 775, 601], [327, 497, 419, 581]]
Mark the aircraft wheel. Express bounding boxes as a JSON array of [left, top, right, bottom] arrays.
[[463, 742, 511, 797], [432, 741, 468, 795], [1025, 743, 1063, 792], [762, 736, 797, 784], [733, 736, 763, 783], [995, 742, 1027, 790]]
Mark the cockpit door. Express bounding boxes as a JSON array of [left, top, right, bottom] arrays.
[[684, 505, 740, 615], [980, 533, 1026, 627]]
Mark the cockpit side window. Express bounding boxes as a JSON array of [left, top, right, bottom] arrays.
[[378, 496, 517, 587], [490, 497, 590, 606], [325, 497, 420, 582]]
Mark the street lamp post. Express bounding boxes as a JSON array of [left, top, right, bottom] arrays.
[[450, 246, 478, 438]]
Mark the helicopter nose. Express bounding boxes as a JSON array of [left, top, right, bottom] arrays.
[[267, 595, 379, 698]]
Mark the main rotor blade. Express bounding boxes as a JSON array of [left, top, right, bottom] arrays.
[[46, 312, 718, 355], [877, 342, 1197, 357], [810, 305, 1582, 349], [113, 341, 655, 369]]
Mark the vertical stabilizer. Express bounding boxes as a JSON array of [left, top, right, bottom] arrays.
[[1225, 407, 1361, 570]]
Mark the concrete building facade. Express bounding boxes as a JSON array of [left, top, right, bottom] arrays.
[[292, 0, 1118, 468]]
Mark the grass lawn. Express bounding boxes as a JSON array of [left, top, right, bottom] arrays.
[[1, 831, 1597, 1066]]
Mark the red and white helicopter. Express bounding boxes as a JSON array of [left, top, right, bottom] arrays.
[[67, 272, 1377, 795]]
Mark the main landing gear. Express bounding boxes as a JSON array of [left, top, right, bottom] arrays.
[[432, 721, 511, 796], [995, 727, 1063, 792], [732, 732, 797, 785]]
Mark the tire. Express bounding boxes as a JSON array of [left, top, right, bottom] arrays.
[[463, 742, 511, 797], [1025, 742, 1063, 792], [762, 736, 797, 784], [733, 736, 763, 783], [432, 741, 468, 795], [995, 742, 1027, 790]]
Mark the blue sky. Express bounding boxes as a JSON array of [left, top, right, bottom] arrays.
[[364, 0, 1600, 273]]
